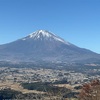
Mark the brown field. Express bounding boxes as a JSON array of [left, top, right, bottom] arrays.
[[0, 82, 45, 94]]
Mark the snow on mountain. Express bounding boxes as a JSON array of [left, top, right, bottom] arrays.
[[29, 30, 52, 38], [22, 30, 70, 45]]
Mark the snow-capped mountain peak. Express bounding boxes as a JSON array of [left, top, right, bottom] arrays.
[[29, 30, 54, 38], [22, 30, 70, 45]]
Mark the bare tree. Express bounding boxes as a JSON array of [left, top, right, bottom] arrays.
[[79, 79, 100, 100]]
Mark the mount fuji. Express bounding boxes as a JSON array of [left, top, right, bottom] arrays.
[[0, 30, 100, 65]]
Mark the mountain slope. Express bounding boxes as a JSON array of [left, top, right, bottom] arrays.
[[0, 30, 100, 64]]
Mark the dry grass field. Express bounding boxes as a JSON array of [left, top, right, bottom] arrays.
[[0, 82, 45, 94]]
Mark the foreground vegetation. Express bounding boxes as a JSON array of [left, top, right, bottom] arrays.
[[79, 79, 100, 100], [0, 88, 77, 100], [0, 79, 100, 100], [0, 64, 100, 100], [0, 82, 78, 100], [21, 82, 79, 99]]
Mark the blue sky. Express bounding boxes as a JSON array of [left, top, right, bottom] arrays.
[[0, 0, 100, 53]]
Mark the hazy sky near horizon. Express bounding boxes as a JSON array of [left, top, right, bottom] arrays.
[[0, 0, 100, 53]]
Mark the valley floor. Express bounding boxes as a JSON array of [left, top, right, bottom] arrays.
[[0, 66, 100, 99]]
